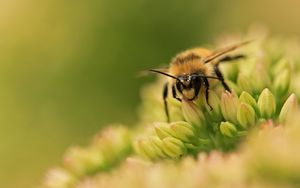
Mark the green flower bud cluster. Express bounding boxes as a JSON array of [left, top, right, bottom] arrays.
[[220, 89, 298, 137], [50, 123, 300, 188], [134, 121, 198, 160], [134, 36, 300, 159], [135, 88, 298, 159], [43, 126, 132, 188]]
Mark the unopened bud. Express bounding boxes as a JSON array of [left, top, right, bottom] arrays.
[[219, 62, 239, 81], [291, 74, 300, 98], [272, 58, 289, 76], [203, 90, 222, 120], [134, 138, 158, 160], [226, 80, 241, 94], [237, 73, 254, 94], [220, 121, 238, 138], [44, 168, 75, 188], [252, 62, 271, 93], [279, 93, 298, 123], [220, 91, 239, 124], [237, 103, 256, 128], [162, 137, 187, 158], [154, 122, 176, 139], [63, 146, 106, 175], [273, 69, 290, 96], [239, 91, 258, 112], [148, 136, 168, 158], [170, 121, 196, 143], [182, 99, 205, 127], [258, 88, 276, 118]]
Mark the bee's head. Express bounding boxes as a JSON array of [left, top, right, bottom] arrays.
[[176, 74, 202, 100], [148, 69, 220, 101]]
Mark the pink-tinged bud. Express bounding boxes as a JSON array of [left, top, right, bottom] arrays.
[[63, 146, 106, 176], [279, 93, 298, 123], [44, 168, 75, 188], [257, 88, 276, 119], [182, 99, 205, 127], [237, 103, 256, 128], [220, 121, 238, 138], [220, 91, 239, 124]]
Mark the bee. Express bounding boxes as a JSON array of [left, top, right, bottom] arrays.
[[149, 41, 250, 122]]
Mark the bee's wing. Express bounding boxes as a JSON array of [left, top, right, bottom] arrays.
[[203, 40, 252, 64]]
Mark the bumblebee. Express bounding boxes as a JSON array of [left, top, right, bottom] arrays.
[[150, 41, 250, 122]]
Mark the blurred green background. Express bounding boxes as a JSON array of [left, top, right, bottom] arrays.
[[0, 0, 299, 187]]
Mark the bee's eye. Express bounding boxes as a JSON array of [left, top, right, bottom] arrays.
[[191, 75, 199, 83], [176, 80, 183, 93], [191, 76, 201, 88]]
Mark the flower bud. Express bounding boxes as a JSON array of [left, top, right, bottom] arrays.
[[148, 136, 168, 158], [182, 99, 205, 127], [237, 73, 254, 94], [170, 121, 196, 143], [162, 137, 187, 158], [252, 62, 271, 93], [134, 138, 158, 160], [63, 146, 106, 175], [291, 74, 300, 99], [154, 122, 176, 139], [219, 61, 239, 81], [168, 98, 184, 122], [44, 167, 75, 188], [220, 121, 238, 138], [279, 93, 298, 123], [239, 91, 258, 112], [237, 103, 256, 128], [271, 58, 289, 76], [273, 69, 290, 96], [92, 126, 132, 167], [134, 139, 148, 159], [258, 88, 276, 118], [220, 91, 239, 124], [225, 80, 241, 94], [203, 90, 222, 120]]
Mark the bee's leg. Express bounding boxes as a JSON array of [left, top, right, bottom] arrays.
[[203, 78, 213, 111], [215, 54, 245, 91], [163, 83, 170, 122], [218, 54, 246, 63], [172, 85, 182, 102], [214, 65, 231, 92]]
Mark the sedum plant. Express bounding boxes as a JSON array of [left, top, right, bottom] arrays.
[[42, 29, 300, 188]]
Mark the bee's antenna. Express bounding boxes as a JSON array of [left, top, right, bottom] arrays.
[[203, 40, 252, 64], [149, 69, 178, 80]]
